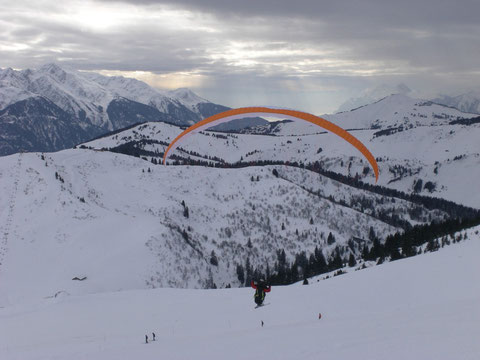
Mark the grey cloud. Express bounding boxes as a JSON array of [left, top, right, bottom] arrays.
[[0, 7, 213, 72], [1, 0, 479, 113], [98, 0, 480, 27]]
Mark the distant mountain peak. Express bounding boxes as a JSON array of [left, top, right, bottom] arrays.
[[433, 90, 480, 114], [337, 83, 412, 113], [39, 62, 62, 71], [38, 62, 76, 74], [167, 87, 208, 106]]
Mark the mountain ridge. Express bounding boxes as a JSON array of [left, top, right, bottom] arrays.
[[81, 92, 480, 209], [0, 63, 240, 155]]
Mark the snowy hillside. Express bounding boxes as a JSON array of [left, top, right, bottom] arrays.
[[0, 149, 450, 305], [1, 226, 478, 360], [235, 94, 478, 137], [433, 90, 480, 114], [83, 94, 480, 208], [166, 88, 209, 110], [1, 82, 479, 359], [336, 83, 411, 112], [328, 94, 477, 129]]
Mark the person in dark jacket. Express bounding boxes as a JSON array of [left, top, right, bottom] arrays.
[[251, 279, 271, 306]]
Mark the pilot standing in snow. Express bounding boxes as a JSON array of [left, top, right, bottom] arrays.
[[251, 279, 271, 306]]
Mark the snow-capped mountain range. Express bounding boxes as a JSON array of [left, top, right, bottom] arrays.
[[2, 63, 480, 157], [0, 63, 254, 156], [84, 93, 480, 209]]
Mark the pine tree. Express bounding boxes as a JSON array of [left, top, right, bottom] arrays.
[[368, 238, 384, 261], [210, 250, 218, 266], [328, 252, 343, 271], [362, 244, 369, 259], [274, 250, 287, 284], [245, 257, 252, 286], [289, 262, 299, 283], [390, 246, 403, 260], [236, 264, 245, 284], [402, 237, 416, 257], [313, 247, 327, 274], [348, 254, 357, 267], [327, 232, 335, 245], [413, 178, 423, 193]]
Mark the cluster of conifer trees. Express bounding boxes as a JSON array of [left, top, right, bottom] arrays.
[[235, 214, 480, 287], [107, 143, 480, 287]]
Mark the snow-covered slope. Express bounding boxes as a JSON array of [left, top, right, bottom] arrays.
[[337, 83, 411, 112], [167, 88, 208, 110], [1, 226, 478, 360], [0, 63, 211, 128], [84, 98, 480, 209], [0, 63, 235, 155], [237, 94, 478, 136], [433, 90, 480, 114], [0, 67, 36, 107], [0, 149, 448, 305], [328, 94, 477, 130]]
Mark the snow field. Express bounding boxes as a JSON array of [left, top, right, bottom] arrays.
[[2, 149, 421, 301], [1, 227, 479, 360]]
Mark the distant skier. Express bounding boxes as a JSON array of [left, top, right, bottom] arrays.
[[251, 279, 271, 306]]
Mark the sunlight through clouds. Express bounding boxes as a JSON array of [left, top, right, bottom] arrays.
[[91, 69, 209, 89], [1, 0, 480, 113]]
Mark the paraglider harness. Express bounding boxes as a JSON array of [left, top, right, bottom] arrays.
[[251, 280, 271, 305]]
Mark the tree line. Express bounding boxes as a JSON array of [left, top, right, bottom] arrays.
[[235, 214, 480, 287]]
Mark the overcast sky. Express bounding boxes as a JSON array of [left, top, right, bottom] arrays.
[[1, 0, 480, 113]]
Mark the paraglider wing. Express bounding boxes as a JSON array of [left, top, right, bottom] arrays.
[[162, 107, 379, 182]]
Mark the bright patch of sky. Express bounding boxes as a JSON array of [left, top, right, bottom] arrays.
[[1, 0, 480, 113]]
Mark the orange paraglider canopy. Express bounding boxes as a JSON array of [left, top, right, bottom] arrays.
[[162, 107, 379, 182]]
